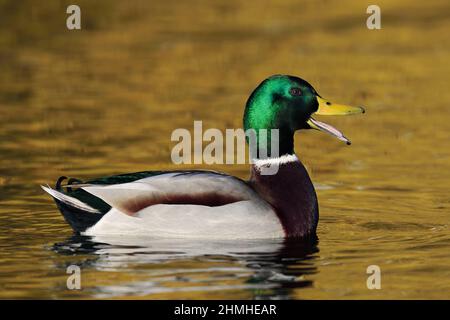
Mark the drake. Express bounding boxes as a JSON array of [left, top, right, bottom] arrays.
[[42, 75, 364, 240]]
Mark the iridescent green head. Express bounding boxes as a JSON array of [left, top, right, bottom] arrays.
[[243, 75, 365, 157]]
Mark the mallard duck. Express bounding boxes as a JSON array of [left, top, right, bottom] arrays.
[[42, 75, 364, 240]]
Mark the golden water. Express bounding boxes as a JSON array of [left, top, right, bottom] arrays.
[[0, 0, 449, 299]]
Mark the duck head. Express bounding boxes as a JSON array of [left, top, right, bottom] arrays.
[[243, 75, 365, 158]]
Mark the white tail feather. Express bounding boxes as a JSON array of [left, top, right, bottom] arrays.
[[41, 185, 101, 214]]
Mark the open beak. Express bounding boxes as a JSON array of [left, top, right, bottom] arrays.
[[306, 96, 365, 145]]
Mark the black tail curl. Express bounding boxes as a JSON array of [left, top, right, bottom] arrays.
[[53, 176, 107, 234]]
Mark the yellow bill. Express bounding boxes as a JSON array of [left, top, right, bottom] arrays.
[[307, 96, 365, 145], [316, 97, 365, 116]]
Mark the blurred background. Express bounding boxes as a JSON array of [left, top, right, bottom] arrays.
[[0, 0, 449, 299]]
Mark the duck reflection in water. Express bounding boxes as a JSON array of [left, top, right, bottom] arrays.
[[52, 235, 319, 299]]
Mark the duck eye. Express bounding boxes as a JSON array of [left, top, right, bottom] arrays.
[[289, 87, 302, 96]]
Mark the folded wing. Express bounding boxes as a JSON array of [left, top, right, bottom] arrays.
[[81, 171, 261, 215]]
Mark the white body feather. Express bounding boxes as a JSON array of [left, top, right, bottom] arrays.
[[84, 202, 283, 239], [44, 171, 286, 239]]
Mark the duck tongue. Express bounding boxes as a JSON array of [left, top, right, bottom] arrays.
[[308, 117, 351, 145]]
